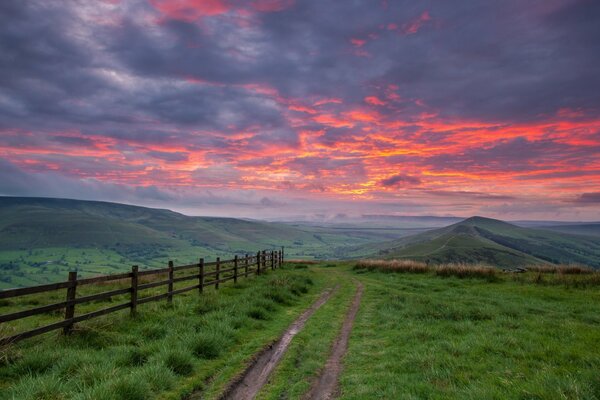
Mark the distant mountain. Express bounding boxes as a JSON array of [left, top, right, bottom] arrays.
[[361, 216, 600, 268], [536, 223, 600, 238]]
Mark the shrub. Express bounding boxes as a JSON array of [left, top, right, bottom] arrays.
[[434, 263, 498, 281], [355, 259, 429, 273], [526, 264, 594, 275]]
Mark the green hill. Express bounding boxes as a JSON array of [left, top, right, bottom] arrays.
[[0, 197, 334, 287], [363, 216, 600, 268], [0, 197, 418, 287]]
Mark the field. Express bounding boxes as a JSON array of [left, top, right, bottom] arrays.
[[2, 261, 599, 399], [0, 197, 423, 288]]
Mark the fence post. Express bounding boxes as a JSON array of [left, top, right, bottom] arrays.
[[262, 250, 266, 272], [271, 250, 274, 270], [131, 265, 138, 316], [234, 255, 238, 284], [63, 271, 78, 335], [199, 258, 204, 294], [281, 246, 284, 264], [215, 257, 220, 289], [167, 261, 174, 303], [245, 253, 249, 276], [256, 251, 261, 275]]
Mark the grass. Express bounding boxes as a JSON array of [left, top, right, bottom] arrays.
[[3, 260, 600, 399], [256, 267, 356, 399], [355, 259, 600, 285], [0, 267, 329, 400], [340, 264, 600, 399]]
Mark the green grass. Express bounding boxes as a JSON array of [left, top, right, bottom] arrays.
[[341, 265, 600, 399], [256, 266, 356, 399], [3, 260, 600, 399], [0, 267, 332, 400]]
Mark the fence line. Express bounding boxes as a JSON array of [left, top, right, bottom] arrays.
[[0, 247, 285, 346]]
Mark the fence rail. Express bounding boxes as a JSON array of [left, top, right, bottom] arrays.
[[0, 247, 285, 346]]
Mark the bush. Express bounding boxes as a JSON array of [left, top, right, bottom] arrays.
[[526, 264, 594, 275], [434, 263, 498, 281], [355, 259, 429, 273]]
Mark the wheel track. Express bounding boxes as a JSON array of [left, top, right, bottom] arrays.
[[218, 285, 339, 400]]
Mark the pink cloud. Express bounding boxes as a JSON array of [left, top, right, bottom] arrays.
[[402, 11, 432, 35], [365, 96, 387, 106]]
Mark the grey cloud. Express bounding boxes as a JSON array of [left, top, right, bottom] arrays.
[[380, 174, 421, 187]]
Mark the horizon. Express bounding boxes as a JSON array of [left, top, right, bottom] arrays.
[[2, 195, 599, 224], [1, 1, 599, 221]]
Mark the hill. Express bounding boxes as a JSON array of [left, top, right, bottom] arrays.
[[0, 197, 418, 287], [361, 216, 600, 267]]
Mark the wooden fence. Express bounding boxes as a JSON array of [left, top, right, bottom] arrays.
[[0, 248, 285, 346]]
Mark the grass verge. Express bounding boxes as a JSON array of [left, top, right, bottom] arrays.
[[0, 267, 328, 400]]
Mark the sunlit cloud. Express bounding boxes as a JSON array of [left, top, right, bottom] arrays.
[[0, 0, 599, 220]]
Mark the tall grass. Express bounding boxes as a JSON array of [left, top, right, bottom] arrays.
[[354, 259, 428, 273], [434, 263, 498, 281], [525, 264, 594, 275], [355, 259, 600, 286], [355, 259, 496, 280]]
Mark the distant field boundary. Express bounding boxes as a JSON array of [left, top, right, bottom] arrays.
[[0, 248, 285, 346]]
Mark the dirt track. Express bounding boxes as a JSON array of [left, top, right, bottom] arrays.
[[303, 282, 364, 400], [219, 286, 338, 400]]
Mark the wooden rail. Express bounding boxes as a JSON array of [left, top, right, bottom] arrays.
[[0, 247, 285, 346]]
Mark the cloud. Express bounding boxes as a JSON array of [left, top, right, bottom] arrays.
[[380, 174, 421, 187], [574, 192, 600, 203], [0, 0, 599, 220]]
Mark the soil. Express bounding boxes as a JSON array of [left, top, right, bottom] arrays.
[[303, 282, 364, 400], [219, 286, 339, 400]]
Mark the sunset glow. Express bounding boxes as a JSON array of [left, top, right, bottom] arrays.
[[1, 0, 599, 220]]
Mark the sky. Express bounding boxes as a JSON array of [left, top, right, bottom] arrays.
[[0, 0, 599, 221]]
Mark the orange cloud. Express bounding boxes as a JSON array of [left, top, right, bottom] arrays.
[[364, 96, 387, 106], [149, 0, 230, 21]]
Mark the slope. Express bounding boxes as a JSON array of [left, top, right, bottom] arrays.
[[364, 216, 600, 267]]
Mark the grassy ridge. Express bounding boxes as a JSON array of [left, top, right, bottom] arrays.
[[0, 268, 329, 400], [359, 217, 600, 268]]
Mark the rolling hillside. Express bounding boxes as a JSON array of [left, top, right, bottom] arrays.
[[361, 216, 600, 267], [0, 197, 416, 287]]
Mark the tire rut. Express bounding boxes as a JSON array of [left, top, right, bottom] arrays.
[[303, 281, 364, 400], [218, 285, 339, 400]]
